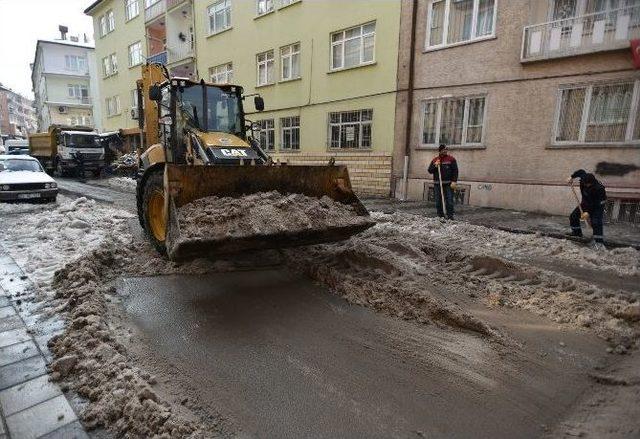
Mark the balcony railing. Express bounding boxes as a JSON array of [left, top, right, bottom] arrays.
[[148, 51, 167, 65], [145, 0, 166, 23], [522, 4, 640, 62], [167, 41, 194, 64], [167, 0, 187, 11]]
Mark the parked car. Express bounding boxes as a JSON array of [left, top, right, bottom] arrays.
[[4, 139, 30, 155], [0, 155, 58, 202]]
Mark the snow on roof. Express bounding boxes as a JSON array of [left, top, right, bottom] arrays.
[[0, 154, 37, 160], [64, 130, 99, 135]]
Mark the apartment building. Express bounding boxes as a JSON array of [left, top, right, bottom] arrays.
[[85, 0, 401, 196], [31, 35, 98, 132], [85, 0, 146, 141], [395, 0, 640, 221], [0, 83, 37, 138]]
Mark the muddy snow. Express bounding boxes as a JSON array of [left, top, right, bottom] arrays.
[[176, 191, 373, 241], [285, 212, 640, 346], [102, 176, 137, 192], [1, 198, 639, 437]]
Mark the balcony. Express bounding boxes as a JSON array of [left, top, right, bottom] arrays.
[[145, 0, 166, 23], [167, 41, 194, 64], [148, 51, 167, 65], [522, 4, 640, 62]]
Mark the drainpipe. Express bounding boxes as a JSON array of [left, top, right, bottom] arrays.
[[402, 0, 418, 201]]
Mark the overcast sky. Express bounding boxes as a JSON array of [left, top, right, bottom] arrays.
[[0, 0, 94, 99]]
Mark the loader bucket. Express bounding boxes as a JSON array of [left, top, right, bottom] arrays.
[[164, 164, 375, 261]]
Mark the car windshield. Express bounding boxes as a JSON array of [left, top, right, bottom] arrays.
[[67, 134, 97, 148], [0, 159, 43, 172], [179, 85, 242, 135]]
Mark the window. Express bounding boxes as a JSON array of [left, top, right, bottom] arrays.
[[279, 0, 300, 7], [257, 119, 275, 150], [329, 109, 373, 149], [65, 55, 85, 71], [128, 41, 143, 67], [106, 96, 122, 117], [209, 63, 233, 84], [331, 22, 375, 70], [426, 0, 496, 49], [131, 89, 139, 108], [100, 16, 108, 37], [555, 80, 640, 144], [280, 43, 300, 81], [257, 50, 275, 86], [67, 84, 89, 100], [107, 10, 115, 32], [208, 0, 231, 35], [280, 116, 300, 150], [125, 0, 139, 20], [257, 0, 273, 15], [110, 53, 118, 74], [421, 96, 486, 146], [102, 53, 118, 77]]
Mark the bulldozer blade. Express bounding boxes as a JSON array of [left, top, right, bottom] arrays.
[[164, 164, 375, 261]]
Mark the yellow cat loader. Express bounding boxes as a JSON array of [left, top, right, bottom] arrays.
[[135, 64, 373, 260]]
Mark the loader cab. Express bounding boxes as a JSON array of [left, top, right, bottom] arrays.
[[149, 78, 268, 165]]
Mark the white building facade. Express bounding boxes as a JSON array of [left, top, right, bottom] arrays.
[[31, 39, 101, 132]]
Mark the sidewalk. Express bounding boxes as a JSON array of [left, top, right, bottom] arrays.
[[0, 248, 88, 439], [362, 199, 640, 249]]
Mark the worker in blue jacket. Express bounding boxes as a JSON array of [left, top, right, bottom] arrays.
[[567, 169, 607, 245]]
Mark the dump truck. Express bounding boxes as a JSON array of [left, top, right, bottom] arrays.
[[29, 125, 104, 176], [135, 64, 374, 260]]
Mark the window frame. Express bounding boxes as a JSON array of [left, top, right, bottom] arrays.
[[209, 62, 234, 84], [280, 116, 300, 150], [418, 94, 488, 148], [280, 42, 301, 81], [256, 0, 274, 16], [102, 53, 118, 77], [106, 9, 116, 33], [100, 15, 108, 37], [328, 109, 374, 150], [256, 50, 275, 86], [207, 0, 232, 36], [552, 79, 640, 146], [278, 0, 301, 9], [424, 0, 498, 51], [128, 41, 143, 67], [330, 21, 376, 71], [257, 119, 275, 150], [125, 0, 139, 21]]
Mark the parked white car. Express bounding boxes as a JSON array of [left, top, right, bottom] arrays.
[[0, 155, 58, 202]]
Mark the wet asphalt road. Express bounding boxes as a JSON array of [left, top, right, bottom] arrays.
[[119, 269, 603, 439]]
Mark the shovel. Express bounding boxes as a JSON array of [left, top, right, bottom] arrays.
[[436, 162, 448, 219], [570, 182, 590, 226]]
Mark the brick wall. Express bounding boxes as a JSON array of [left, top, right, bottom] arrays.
[[273, 151, 393, 197]]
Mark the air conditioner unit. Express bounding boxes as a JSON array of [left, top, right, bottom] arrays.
[[131, 107, 139, 120], [58, 106, 67, 114]]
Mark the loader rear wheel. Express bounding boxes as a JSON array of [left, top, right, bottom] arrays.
[[141, 169, 167, 256]]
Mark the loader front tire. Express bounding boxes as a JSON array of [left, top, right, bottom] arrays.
[[141, 169, 167, 256]]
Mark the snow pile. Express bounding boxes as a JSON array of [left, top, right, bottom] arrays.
[[48, 243, 203, 437], [177, 191, 373, 240], [0, 200, 56, 216], [285, 212, 640, 345], [104, 177, 137, 193], [0, 196, 134, 288], [0, 196, 219, 437]]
